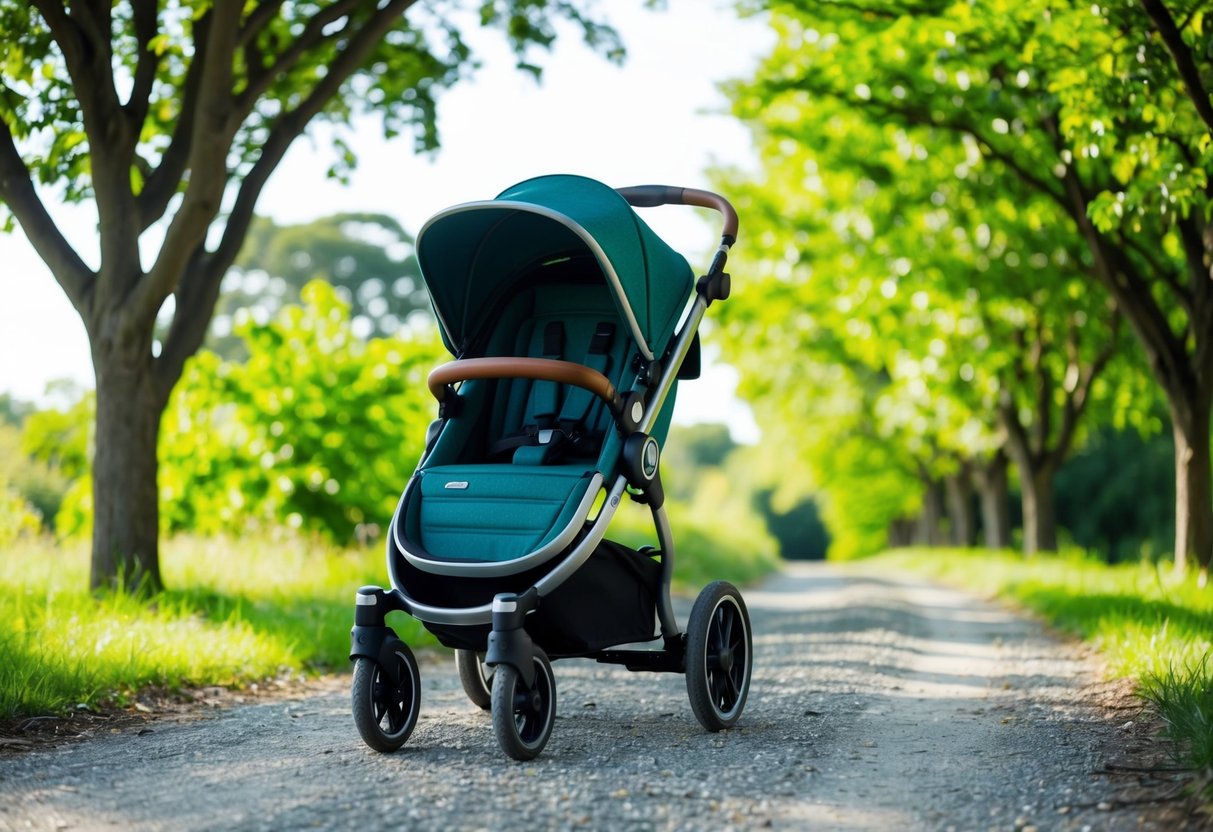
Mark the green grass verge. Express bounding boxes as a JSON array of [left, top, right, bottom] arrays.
[[871, 547, 1213, 801], [0, 535, 434, 720], [2, 514, 779, 721]]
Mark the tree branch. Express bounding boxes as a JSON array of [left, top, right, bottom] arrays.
[[131, 0, 242, 331], [29, 0, 85, 76], [238, 0, 285, 48], [1139, 0, 1213, 135], [0, 119, 95, 321], [124, 0, 160, 124], [845, 92, 1072, 210], [137, 11, 210, 231], [153, 0, 414, 395], [1121, 231, 1193, 316], [997, 386, 1033, 473], [234, 0, 365, 118], [1055, 313, 1120, 461], [214, 0, 415, 276]]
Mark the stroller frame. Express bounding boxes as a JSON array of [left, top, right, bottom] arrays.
[[349, 178, 750, 760]]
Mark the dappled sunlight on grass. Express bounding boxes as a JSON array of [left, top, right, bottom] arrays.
[[0, 534, 432, 719]]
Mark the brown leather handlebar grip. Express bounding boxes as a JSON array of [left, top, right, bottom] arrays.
[[428, 357, 619, 407], [616, 185, 739, 241]]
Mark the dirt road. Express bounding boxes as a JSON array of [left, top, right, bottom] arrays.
[[0, 562, 1182, 830]]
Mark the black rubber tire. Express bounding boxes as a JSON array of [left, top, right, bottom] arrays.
[[685, 580, 752, 732], [490, 647, 556, 761], [455, 649, 494, 710], [351, 643, 421, 752]]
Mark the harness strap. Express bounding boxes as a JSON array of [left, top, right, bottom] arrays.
[[528, 321, 564, 426], [555, 322, 615, 435], [498, 321, 618, 465]]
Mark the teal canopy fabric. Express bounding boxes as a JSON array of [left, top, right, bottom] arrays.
[[415, 174, 695, 360]]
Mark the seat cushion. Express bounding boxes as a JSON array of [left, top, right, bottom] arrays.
[[415, 464, 596, 562]]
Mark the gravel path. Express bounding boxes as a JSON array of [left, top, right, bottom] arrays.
[[0, 561, 1184, 831]]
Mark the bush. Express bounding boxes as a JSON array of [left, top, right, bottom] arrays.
[[0, 422, 71, 534], [0, 485, 40, 547], [158, 280, 443, 542]]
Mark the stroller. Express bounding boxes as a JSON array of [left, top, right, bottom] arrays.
[[349, 174, 752, 760]]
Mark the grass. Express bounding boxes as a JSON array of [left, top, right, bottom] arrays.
[[0, 534, 434, 720], [871, 546, 1213, 802], [1, 516, 779, 722], [1140, 655, 1213, 800]]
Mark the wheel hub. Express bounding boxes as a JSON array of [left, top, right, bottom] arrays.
[[718, 647, 733, 673]]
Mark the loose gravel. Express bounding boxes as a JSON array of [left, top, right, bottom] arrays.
[[0, 561, 1191, 831]]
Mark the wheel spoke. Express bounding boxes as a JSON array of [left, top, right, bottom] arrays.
[[719, 606, 734, 651], [710, 666, 728, 708], [721, 666, 739, 705]]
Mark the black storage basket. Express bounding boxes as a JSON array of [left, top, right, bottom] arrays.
[[526, 539, 661, 656], [405, 539, 661, 657]]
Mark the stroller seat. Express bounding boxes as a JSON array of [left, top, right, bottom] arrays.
[[408, 463, 599, 563], [395, 282, 631, 569]]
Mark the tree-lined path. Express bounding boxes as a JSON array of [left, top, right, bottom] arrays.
[[0, 564, 1183, 831]]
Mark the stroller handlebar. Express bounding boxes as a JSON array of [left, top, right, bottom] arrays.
[[616, 186, 738, 242], [429, 357, 619, 410]]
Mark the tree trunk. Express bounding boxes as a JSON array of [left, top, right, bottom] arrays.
[[887, 518, 915, 548], [1019, 466, 1059, 556], [1170, 398, 1213, 581], [915, 477, 947, 546], [944, 464, 977, 547], [90, 349, 164, 594], [974, 450, 1012, 550]]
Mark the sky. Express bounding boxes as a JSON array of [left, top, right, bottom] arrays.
[[0, 1, 770, 440]]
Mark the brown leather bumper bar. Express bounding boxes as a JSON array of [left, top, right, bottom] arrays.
[[428, 357, 620, 411]]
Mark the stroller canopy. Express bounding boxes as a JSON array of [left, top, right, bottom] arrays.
[[416, 175, 695, 361]]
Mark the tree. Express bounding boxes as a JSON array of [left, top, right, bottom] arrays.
[[0, 1, 621, 592], [737, 0, 1213, 577], [714, 93, 1142, 556]]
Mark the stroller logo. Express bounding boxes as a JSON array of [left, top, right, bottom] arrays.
[[444, 481, 469, 490]]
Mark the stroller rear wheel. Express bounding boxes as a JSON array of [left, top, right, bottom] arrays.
[[685, 581, 752, 731], [491, 647, 556, 761], [351, 642, 421, 752], [455, 649, 494, 710]]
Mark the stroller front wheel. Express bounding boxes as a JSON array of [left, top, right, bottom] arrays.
[[351, 644, 421, 752], [491, 647, 557, 760], [685, 580, 752, 732], [455, 649, 494, 710]]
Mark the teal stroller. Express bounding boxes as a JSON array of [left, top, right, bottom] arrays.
[[349, 175, 752, 760]]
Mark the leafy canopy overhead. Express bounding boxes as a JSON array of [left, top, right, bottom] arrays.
[[0, 1, 623, 209]]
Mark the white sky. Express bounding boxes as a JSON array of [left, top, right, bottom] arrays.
[[0, 1, 768, 440]]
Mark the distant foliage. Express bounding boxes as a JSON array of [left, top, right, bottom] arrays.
[[0, 480, 40, 547], [18, 393, 92, 534], [1055, 426, 1176, 562], [0, 410, 42, 543], [208, 213, 431, 359], [158, 280, 442, 541]]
